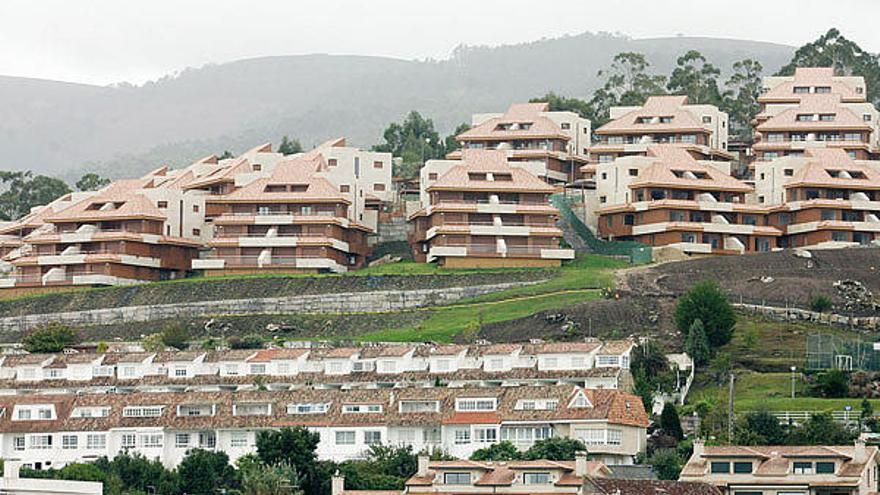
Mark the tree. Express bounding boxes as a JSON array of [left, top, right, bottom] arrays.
[[778, 28, 880, 106], [809, 295, 833, 313], [443, 122, 471, 154], [337, 445, 418, 491], [372, 111, 446, 179], [647, 449, 683, 480], [522, 437, 587, 461], [177, 448, 239, 495], [685, 319, 711, 366], [660, 403, 684, 441], [228, 334, 265, 349], [530, 93, 597, 123], [470, 441, 522, 461], [95, 452, 179, 494], [738, 410, 786, 445], [0, 171, 72, 221], [240, 462, 302, 495], [861, 398, 877, 432], [279, 136, 304, 156], [141, 333, 166, 352], [813, 369, 850, 398], [667, 50, 723, 105], [160, 323, 190, 351], [22, 322, 80, 353], [675, 280, 736, 348], [75, 173, 110, 192], [589, 52, 667, 127], [256, 427, 322, 495], [788, 412, 855, 445], [722, 59, 763, 141]]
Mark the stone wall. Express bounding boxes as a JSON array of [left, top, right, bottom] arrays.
[[376, 215, 409, 243], [734, 303, 880, 331], [0, 280, 543, 333]]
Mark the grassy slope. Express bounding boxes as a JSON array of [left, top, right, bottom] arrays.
[[351, 255, 625, 342], [688, 315, 875, 412]]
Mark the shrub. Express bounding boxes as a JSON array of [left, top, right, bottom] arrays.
[[675, 280, 736, 347], [809, 295, 833, 313], [659, 403, 684, 441], [470, 441, 522, 461], [22, 322, 80, 353], [522, 437, 587, 461], [228, 334, 265, 350], [813, 369, 850, 398], [160, 323, 190, 350]]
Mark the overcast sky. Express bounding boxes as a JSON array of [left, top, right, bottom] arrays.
[[1, 0, 878, 86]]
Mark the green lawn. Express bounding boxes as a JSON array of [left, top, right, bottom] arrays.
[[355, 289, 600, 343]]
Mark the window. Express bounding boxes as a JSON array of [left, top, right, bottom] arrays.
[[328, 159, 338, 167], [711, 462, 731, 474], [174, 368, 187, 377], [767, 133, 784, 143], [277, 363, 290, 374], [733, 462, 752, 474], [340, 185, 350, 193], [796, 114, 815, 122], [30, 435, 52, 449], [702, 116, 712, 124], [249, 364, 267, 375], [816, 461, 835, 474], [456, 398, 496, 412], [193, 204, 200, 213], [784, 168, 794, 177], [140, 434, 162, 448], [288, 403, 331, 415], [474, 427, 497, 444], [234, 403, 271, 416], [523, 472, 550, 484], [62, 435, 78, 449], [38, 408, 53, 420], [87, 434, 106, 449], [571, 356, 585, 368], [428, 173, 438, 180], [335, 431, 355, 445], [607, 429, 622, 446], [192, 228, 201, 236], [598, 155, 614, 163], [865, 114, 873, 122], [454, 429, 471, 445], [13, 436, 25, 451], [794, 86, 810, 94], [544, 357, 558, 368], [628, 168, 638, 177], [400, 401, 439, 413], [561, 122, 571, 130], [252, 164, 262, 171], [373, 161, 384, 169], [373, 183, 386, 192], [123, 406, 164, 418], [343, 404, 383, 414], [16, 409, 31, 420], [121, 434, 136, 449], [819, 113, 836, 121], [444, 473, 470, 485], [815, 86, 831, 94], [793, 462, 813, 474], [597, 355, 619, 366], [157, 201, 168, 208], [175, 433, 190, 448], [364, 431, 382, 445], [231, 432, 248, 447], [578, 428, 605, 445]]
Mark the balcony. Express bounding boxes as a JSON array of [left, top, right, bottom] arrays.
[[192, 254, 347, 273]]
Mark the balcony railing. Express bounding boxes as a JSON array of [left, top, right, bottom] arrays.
[[217, 211, 341, 218], [200, 255, 332, 267]]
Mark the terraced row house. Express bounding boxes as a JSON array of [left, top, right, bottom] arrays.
[[0, 140, 392, 289], [0, 340, 636, 392], [0, 384, 648, 470]]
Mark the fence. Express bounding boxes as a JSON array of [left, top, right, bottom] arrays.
[[806, 333, 880, 371], [550, 193, 652, 264], [748, 410, 871, 425]]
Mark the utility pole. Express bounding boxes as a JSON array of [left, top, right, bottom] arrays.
[[728, 372, 736, 443]]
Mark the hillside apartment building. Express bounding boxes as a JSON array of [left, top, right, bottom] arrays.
[[409, 149, 574, 267], [680, 439, 880, 495], [0, 383, 647, 470], [449, 102, 591, 184]]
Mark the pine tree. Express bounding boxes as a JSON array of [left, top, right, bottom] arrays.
[[685, 318, 711, 366]]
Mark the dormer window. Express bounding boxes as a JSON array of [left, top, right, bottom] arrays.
[[637, 116, 653, 124], [794, 86, 810, 94], [819, 113, 836, 122], [233, 403, 271, 416], [493, 173, 513, 182], [468, 173, 487, 181], [733, 462, 753, 473], [796, 114, 815, 122], [702, 116, 712, 124], [710, 462, 730, 474], [660, 116, 673, 123], [523, 473, 551, 484], [157, 201, 168, 208], [569, 390, 592, 408], [815, 86, 832, 94], [793, 462, 813, 474], [444, 473, 471, 485], [456, 398, 496, 412], [342, 404, 382, 414], [816, 461, 835, 474]]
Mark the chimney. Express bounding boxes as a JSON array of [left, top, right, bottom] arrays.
[[417, 454, 430, 477], [692, 438, 705, 458], [575, 451, 588, 476], [331, 471, 345, 495], [3, 460, 20, 480], [855, 436, 868, 464]]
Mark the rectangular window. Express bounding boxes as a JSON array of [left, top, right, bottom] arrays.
[[249, 364, 267, 375], [252, 163, 262, 171], [364, 431, 382, 445], [175, 433, 190, 448], [399, 401, 439, 413], [733, 462, 753, 474], [193, 204, 200, 213], [288, 403, 330, 415], [340, 185, 350, 193], [373, 183, 386, 192], [702, 116, 712, 124], [123, 406, 164, 418], [710, 462, 731, 474], [373, 161, 384, 169], [328, 159, 338, 167], [561, 122, 571, 130], [121, 434, 136, 448], [87, 434, 106, 449], [174, 368, 187, 377], [13, 436, 25, 451], [343, 404, 383, 414], [30, 435, 52, 450], [474, 427, 497, 444], [230, 432, 248, 448], [62, 434, 78, 450], [816, 461, 835, 474], [793, 462, 813, 474], [192, 228, 201, 236], [444, 472, 470, 485], [523, 472, 550, 484], [428, 172, 438, 180], [157, 201, 168, 208], [454, 429, 471, 445], [607, 429, 622, 446], [140, 434, 162, 448], [335, 431, 355, 445], [456, 398, 496, 412]]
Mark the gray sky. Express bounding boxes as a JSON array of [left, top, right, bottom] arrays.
[[1, 0, 878, 86]]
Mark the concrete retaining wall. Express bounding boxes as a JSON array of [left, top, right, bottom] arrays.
[[0, 280, 543, 333], [734, 303, 880, 331]]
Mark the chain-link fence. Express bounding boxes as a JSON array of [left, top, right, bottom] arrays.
[[806, 333, 880, 371]]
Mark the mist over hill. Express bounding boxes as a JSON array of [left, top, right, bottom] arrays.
[[0, 32, 794, 181]]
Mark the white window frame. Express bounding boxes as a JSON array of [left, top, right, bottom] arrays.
[[335, 431, 355, 445]]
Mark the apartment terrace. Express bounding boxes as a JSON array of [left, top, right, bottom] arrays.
[[590, 95, 733, 165], [410, 150, 573, 267], [193, 154, 372, 274]]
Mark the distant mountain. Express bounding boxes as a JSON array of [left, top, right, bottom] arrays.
[[0, 32, 795, 181]]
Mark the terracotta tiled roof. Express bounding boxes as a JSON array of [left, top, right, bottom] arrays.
[[246, 348, 309, 362], [360, 345, 414, 358], [456, 102, 569, 141], [442, 411, 502, 425], [428, 150, 555, 193], [597, 339, 635, 355], [757, 94, 872, 132], [760, 68, 865, 103], [214, 155, 349, 204], [784, 148, 880, 190], [587, 478, 721, 495], [45, 178, 167, 222], [525, 341, 601, 355], [596, 95, 708, 135], [628, 146, 752, 193]]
